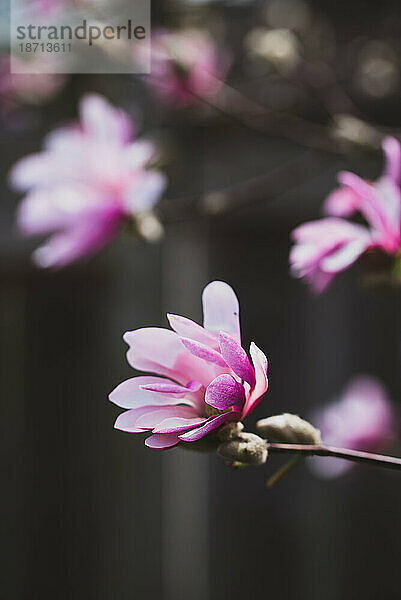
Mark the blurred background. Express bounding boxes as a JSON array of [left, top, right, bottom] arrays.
[[1, 0, 401, 599]]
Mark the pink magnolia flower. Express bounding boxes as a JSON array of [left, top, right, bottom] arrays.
[[141, 28, 230, 107], [109, 281, 269, 450], [290, 137, 401, 292], [10, 94, 166, 268], [0, 56, 66, 111], [311, 376, 397, 478]]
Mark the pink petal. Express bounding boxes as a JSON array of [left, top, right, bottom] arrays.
[[310, 272, 336, 294], [145, 433, 181, 449], [10, 153, 55, 191], [320, 238, 370, 272], [323, 187, 359, 217], [205, 374, 245, 411], [109, 376, 196, 409], [31, 217, 119, 269], [292, 217, 368, 244], [152, 417, 207, 434], [17, 184, 110, 236], [80, 94, 133, 144], [167, 314, 219, 349], [180, 337, 228, 367], [202, 281, 241, 343], [123, 327, 221, 387], [122, 170, 166, 215], [383, 136, 401, 185], [242, 342, 269, 418], [135, 406, 199, 429], [337, 172, 396, 241], [122, 140, 155, 170], [218, 333, 256, 388], [139, 380, 202, 394], [114, 407, 158, 433], [178, 411, 241, 442]]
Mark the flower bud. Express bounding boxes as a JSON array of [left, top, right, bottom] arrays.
[[136, 211, 164, 243], [332, 114, 380, 149], [218, 421, 244, 441], [218, 432, 268, 466], [256, 413, 321, 445]]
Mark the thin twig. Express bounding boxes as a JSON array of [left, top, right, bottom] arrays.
[[160, 150, 330, 224], [267, 443, 401, 471], [267, 456, 304, 488]]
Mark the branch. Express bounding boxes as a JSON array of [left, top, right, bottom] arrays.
[[267, 443, 401, 471], [160, 150, 329, 223]]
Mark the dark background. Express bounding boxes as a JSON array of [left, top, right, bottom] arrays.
[[1, 1, 401, 599]]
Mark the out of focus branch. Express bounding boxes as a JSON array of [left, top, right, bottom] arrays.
[[268, 443, 401, 471], [160, 149, 328, 223]]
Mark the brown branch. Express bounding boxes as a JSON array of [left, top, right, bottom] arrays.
[[267, 443, 401, 471]]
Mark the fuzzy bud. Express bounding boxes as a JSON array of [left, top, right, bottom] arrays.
[[136, 212, 164, 243], [218, 432, 268, 466], [256, 413, 321, 445], [218, 421, 244, 441]]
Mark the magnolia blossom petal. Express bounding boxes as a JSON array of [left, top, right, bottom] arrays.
[[122, 170, 166, 215], [205, 374, 245, 411], [243, 342, 269, 417], [109, 376, 197, 409], [114, 407, 157, 433], [17, 184, 111, 235], [145, 433, 181, 449], [31, 216, 120, 268], [10, 153, 55, 191], [202, 281, 241, 343], [153, 416, 207, 434], [339, 171, 401, 251], [181, 337, 228, 368], [123, 327, 220, 387], [320, 238, 370, 272], [139, 380, 202, 395], [123, 140, 155, 170], [167, 314, 219, 349], [80, 94, 133, 144], [218, 333, 256, 388], [290, 218, 373, 292], [323, 187, 360, 217], [383, 136, 401, 184], [291, 217, 368, 244], [178, 411, 241, 442], [135, 406, 199, 429]]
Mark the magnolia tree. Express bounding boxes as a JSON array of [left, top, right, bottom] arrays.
[[6, 0, 401, 486]]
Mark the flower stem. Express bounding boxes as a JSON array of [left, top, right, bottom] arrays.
[[267, 456, 304, 488], [267, 443, 401, 471]]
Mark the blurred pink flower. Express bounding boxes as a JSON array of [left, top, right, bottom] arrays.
[[10, 94, 166, 268], [110, 281, 269, 450], [0, 55, 66, 110], [311, 376, 397, 478], [141, 28, 230, 107], [28, 0, 89, 16], [290, 137, 401, 292], [290, 218, 373, 293]]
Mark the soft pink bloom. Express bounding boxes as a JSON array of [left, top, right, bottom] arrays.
[[141, 29, 230, 107], [110, 281, 269, 450], [0, 55, 66, 109], [311, 376, 397, 478], [290, 218, 373, 293], [290, 137, 401, 291], [10, 94, 166, 268]]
